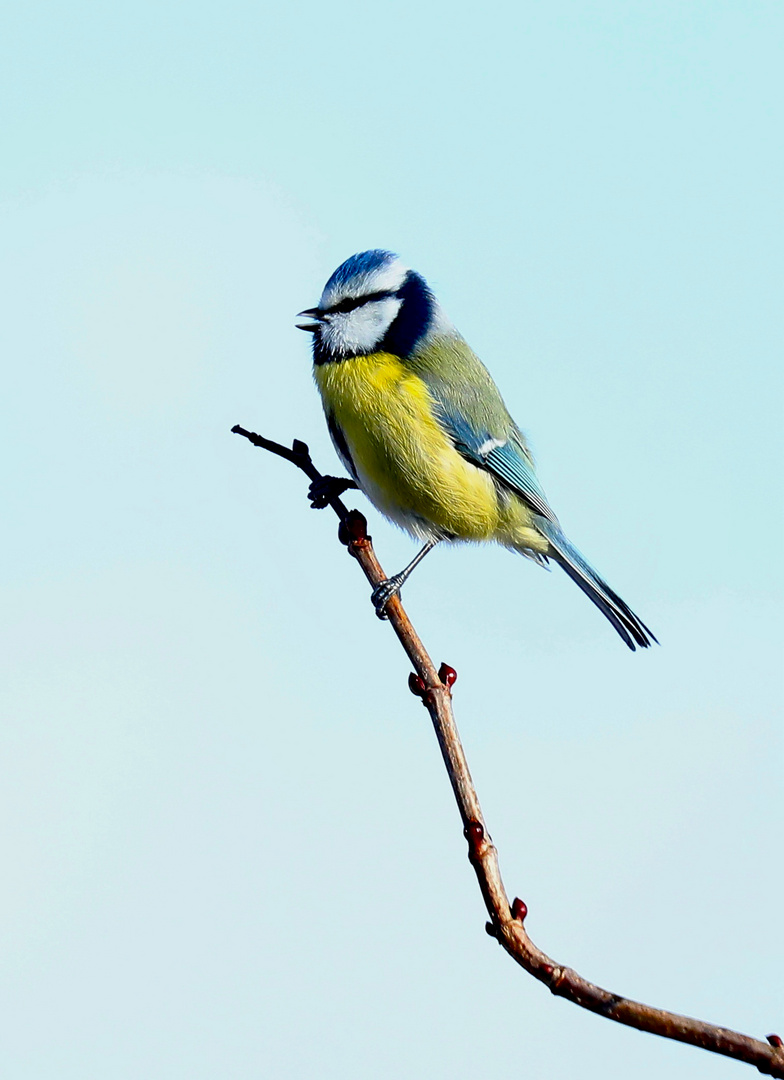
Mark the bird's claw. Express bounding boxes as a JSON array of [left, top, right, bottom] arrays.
[[371, 575, 405, 619], [307, 475, 358, 509]]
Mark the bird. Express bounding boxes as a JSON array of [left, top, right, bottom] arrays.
[[296, 249, 655, 650]]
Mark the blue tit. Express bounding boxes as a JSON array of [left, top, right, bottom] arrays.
[[297, 249, 655, 650]]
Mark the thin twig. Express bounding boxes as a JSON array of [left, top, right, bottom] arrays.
[[232, 424, 784, 1078]]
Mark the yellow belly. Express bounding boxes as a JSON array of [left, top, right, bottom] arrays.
[[315, 352, 510, 540]]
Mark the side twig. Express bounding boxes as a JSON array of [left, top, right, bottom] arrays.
[[232, 423, 783, 1078]]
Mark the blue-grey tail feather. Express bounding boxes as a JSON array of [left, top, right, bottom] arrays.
[[536, 520, 657, 651]]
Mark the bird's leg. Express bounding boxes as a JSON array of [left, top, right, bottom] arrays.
[[371, 539, 440, 619], [308, 475, 359, 509]]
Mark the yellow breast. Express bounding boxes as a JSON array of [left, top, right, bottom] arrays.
[[314, 352, 501, 540]]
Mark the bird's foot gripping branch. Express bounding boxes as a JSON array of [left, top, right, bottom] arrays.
[[232, 423, 783, 1079]]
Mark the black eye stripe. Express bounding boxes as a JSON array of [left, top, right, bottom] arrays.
[[325, 290, 396, 315]]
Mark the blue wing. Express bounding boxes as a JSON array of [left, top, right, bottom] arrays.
[[436, 402, 656, 648], [431, 400, 560, 526], [408, 337, 559, 522], [415, 351, 656, 649]]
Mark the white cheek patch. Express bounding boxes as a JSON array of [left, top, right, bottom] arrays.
[[322, 297, 403, 355]]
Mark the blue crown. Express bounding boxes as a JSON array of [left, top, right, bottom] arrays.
[[323, 249, 399, 293]]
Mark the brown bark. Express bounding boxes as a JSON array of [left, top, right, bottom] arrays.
[[232, 424, 783, 1078]]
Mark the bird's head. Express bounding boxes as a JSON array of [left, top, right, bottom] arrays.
[[297, 249, 440, 363]]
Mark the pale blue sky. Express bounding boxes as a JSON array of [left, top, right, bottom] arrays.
[[1, 2, 781, 1078]]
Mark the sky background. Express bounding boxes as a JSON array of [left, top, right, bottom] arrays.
[[1, 1, 782, 1077]]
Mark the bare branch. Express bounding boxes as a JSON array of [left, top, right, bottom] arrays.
[[232, 424, 784, 1078]]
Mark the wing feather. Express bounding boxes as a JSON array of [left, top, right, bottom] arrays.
[[410, 335, 559, 521]]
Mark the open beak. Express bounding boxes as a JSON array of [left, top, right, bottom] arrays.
[[296, 307, 322, 332]]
